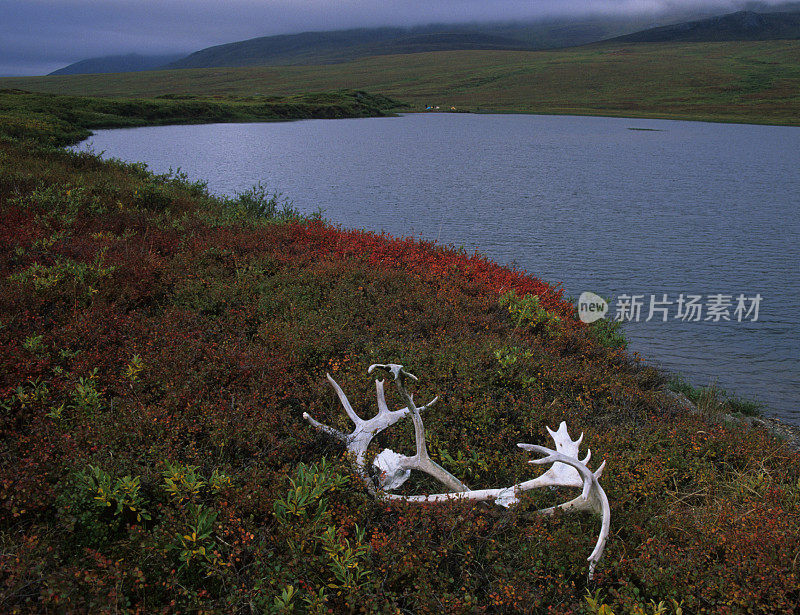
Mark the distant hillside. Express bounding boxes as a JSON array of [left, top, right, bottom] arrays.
[[46, 13, 722, 76], [163, 18, 660, 70], [37, 4, 800, 76], [49, 54, 185, 76], [606, 10, 800, 43], [165, 28, 529, 69]]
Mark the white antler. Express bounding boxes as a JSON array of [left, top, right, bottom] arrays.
[[303, 373, 439, 494], [367, 363, 468, 493], [304, 364, 611, 579]]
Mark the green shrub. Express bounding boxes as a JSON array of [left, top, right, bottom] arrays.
[[499, 289, 563, 335], [667, 375, 762, 416], [57, 465, 151, 549], [589, 317, 627, 349], [273, 459, 346, 527], [228, 182, 299, 220], [170, 503, 221, 574]]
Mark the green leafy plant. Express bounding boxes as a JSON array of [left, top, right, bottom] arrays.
[[173, 503, 220, 574], [22, 334, 45, 355], [162, 461, 207, 504], [321, 524, 371, 597], [77, 465, 150, 522], [71, 368, 103, 414], [58, 464, 152, 547], [45, 402, 65, 421], [58, 347, 82, 361], [499, 289, 562, 335], [589, 317, 627, 349], [668, 375, 761, 416], [123, 353, 144, 383], [9, 247, 116, 300], [495, 346, 521, 369], [161, 461, 231, 503], [272, 584, 297, 613], [32, 229, 68, 251], [584, 589, 683, 615], [438, 447, 489, 481], [10, 183, 103, 221], [273, 459, 346, 526], [229, 182, 299, 220], [208, 468, 232, 493], [9, 377, 50, 411]]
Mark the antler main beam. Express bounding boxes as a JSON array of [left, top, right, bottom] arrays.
[[368, 364, 468, 493], [303, 364, 611, 579]]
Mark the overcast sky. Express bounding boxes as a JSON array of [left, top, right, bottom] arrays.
[[0, 0, 789, 76]]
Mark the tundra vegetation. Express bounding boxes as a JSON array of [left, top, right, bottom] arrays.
[[2, 41, 799, 126], [0, 89, 798, 613]]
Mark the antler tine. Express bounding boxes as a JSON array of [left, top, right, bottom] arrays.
[[520, 443, 559, 465], [371, 363, 468, 493], [517, 444, 594, 500], [302, 412, 348, 444], [369, 363, 418, 382], [373, 365, 428, 452], [306, 369, 446, 495], [326, 372, 362, 426], [375, 379, 391, 416], [588, 484, 611, 579], [594, 460, 606, 480], [519, 442, 611, 579]]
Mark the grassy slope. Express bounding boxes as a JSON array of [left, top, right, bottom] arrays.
[[0, 89, 399, 148], [2, 41, 800, 125], [0, 87, 799, 614]]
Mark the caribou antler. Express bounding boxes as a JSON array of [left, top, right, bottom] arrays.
[[303, 364, 611, 579], [367, 363, 468, 493], [302, 372, 439, 494]]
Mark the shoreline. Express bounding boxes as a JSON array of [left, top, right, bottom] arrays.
[[404, 107, 800, 128], [662, 387, 800, 449], [4, 40, 799, 128]]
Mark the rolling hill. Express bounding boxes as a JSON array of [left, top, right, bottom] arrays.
[[160, 20, 660, 71], [606, 10, 800, 43], [163, 27, 533, 69], [160, 8, 800, 70], [46, 15, 673, 76], [49, 53, 185, 76]]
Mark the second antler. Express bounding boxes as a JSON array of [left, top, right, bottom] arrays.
[[303, 363, 611, 579]]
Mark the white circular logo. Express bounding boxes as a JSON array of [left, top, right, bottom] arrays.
[[578, 292, 608, 323]]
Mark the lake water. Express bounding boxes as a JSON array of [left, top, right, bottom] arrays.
[[76, 113, 800, 424]]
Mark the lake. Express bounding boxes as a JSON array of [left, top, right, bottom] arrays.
[[75, 113, 800, 424]]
